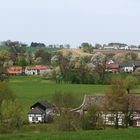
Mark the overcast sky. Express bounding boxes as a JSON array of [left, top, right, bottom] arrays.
[[0, 0, 140, 47]]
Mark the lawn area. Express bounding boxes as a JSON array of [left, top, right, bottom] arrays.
[[9, 76, 108, 114], [0, 128, 140, 140]]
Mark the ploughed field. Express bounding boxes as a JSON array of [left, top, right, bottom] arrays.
[[0, 128, 140, 140]]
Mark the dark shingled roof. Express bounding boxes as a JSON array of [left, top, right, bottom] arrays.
[[31, 100, 54, 110], [28, 107, 45, 114], [38, 100, 54, 108]]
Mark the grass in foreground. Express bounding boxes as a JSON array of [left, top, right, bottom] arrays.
[[0, 128, 140, 140]]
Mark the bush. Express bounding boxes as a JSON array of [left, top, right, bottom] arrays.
[[54, 110, 81, 131], [81, 105, 104, 130]]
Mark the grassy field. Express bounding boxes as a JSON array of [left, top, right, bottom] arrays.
[[1, 76, 140, 139], [0, 128, 140, 140], [9, 76, 140, 113], [9, 76, 107, 104], [9, 76, 108, 114]]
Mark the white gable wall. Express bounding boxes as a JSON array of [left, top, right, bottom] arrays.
[[25, 69, 38, 75], [28, 114, 44, 123]]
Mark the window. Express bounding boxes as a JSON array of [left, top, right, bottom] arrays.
[[108, 116, 114, 121], [32, 116, 38, 122]]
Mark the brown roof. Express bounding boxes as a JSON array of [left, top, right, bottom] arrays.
[[79, 95, 140, 111], [107, 64, 119, 69]]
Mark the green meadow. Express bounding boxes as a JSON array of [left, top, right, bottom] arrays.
[[9, 76, 140, 114], [0, 128, 140, 140], [9, 76, 108, 113], [1, 76, 139, 140]]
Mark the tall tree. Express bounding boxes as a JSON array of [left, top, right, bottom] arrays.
[[80, 42, 93, 53], [124, 76, 138, 94], [104, 78, 126, 129]]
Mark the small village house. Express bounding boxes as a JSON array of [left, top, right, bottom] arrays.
[[28, 100, 55, 123], [25, 65, 49, 75], [119, 62, 134, 72]]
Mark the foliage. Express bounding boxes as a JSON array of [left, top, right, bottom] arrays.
[[124, 76, 138, 94], [52, 91, 80, 109], [54, 110, 81, 131], [104, 78, 126, 129], [0, 82, 15, 106], [82, 105, 103, 130], [34, 49, 51, 64], [0, 100, 24, 133], [80, 42, 93, 53]]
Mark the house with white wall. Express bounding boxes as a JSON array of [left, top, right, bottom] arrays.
[[25, 65, 49, 75], [28, 100, 55, 123]]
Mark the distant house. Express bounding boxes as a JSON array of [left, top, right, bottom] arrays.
[[6, 66, 23, 75], [119, 62, 134, 72], [72, 95, 140, 127], [119, 46, 129, 50], [25, 66, 37, 75], [119, 61, 140, 73], [25, 65, 49, 75], [28, 100, 55, 123]]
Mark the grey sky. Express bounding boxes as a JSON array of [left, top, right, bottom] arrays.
[[0, 0, 140, 47]]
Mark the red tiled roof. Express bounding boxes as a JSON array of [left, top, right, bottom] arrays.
[[35, 65, 48, 70], [26, 65, 48, 70], [25, 66, 36, 70], [7, 66, 22, 74]]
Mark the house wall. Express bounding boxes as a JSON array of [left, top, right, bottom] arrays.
[[102, 112, 124, 126], [28, 114, 44, 123], [25, 69, 38, 75], [121, 67, 134, 72], [80, 110, 140, 127], [39, 69, 49, 75]]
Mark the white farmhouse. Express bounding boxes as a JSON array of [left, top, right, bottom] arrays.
[[25, 65, 49, 75]]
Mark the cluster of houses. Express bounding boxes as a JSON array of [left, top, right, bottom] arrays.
[[106, 60, 140, 73], [101, 43, 140, 51], [6, 60, 140, 77], [29, 95, 140, 127], [6, 65, 52, 76]]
